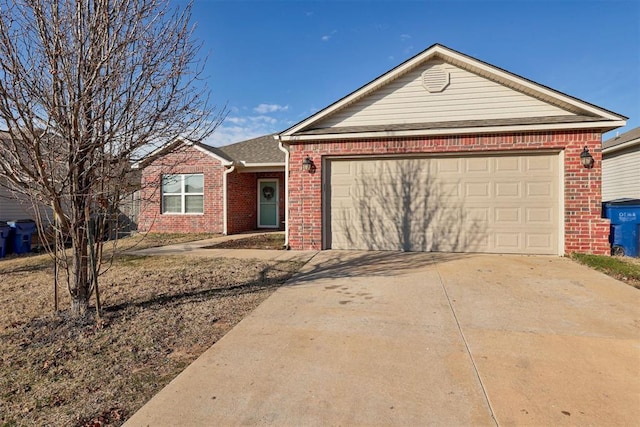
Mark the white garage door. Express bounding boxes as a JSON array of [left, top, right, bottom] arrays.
[[327, 154, 560, 254]]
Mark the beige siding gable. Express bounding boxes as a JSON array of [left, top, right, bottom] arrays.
[[315, 60, 575, 129]]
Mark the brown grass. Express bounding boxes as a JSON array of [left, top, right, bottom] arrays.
[[0, 234, 303, 426], [204, 232, 286, 250]]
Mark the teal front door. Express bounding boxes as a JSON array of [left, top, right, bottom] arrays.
[[258, 180, 278, 228]]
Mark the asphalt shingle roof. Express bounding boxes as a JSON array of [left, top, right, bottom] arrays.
[[203, 134, 284, 164], [296, 115, 602, 136], [603, 127, 640, 150]]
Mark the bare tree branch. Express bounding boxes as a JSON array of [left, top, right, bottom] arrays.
[[0, 0, 225, 318]]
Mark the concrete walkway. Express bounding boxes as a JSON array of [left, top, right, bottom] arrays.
[[128, 232, 317, 262], [125, 251, 640, 426]]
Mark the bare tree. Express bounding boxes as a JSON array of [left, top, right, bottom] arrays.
[[0, 0, 224, 317]]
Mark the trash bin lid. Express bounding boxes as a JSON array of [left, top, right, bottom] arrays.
[[604, 198, 640, 206]]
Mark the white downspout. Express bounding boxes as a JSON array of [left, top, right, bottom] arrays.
[[222, 164, 235, 235], [277, 137, 290, 249]]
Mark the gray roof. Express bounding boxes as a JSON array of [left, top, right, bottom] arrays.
[[216, 133, 284, 164], [193, 142, 233, 162], [296, 115, 602, 136], [603, 127, 640, 150]]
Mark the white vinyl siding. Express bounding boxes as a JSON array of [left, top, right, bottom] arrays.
[[602, 147, 640, 201], [316, 60, 574, 128], [162, 174, 204, 214]]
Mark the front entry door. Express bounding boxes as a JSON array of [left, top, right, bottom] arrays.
[[258, 179, 278, 228]]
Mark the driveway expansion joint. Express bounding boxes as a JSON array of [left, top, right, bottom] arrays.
[[436, 267, 499, 427]]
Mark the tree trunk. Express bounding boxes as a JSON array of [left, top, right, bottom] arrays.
[[70, 222, 91, 317]]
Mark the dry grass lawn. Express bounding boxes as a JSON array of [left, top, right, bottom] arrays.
[[0, 234, 303, 426], [204, 232, 286, 250]]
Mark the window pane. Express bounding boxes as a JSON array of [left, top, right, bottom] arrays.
[[162, 175, 181, 194], [185, 195, 203, 213], [184, 174, 203, 193], [162, 195, 182, 213]]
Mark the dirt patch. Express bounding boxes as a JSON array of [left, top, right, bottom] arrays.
[[204, 233, 285, 250], [0, 248, 303, 426]]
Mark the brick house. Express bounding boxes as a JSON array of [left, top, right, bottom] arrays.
[[140, 44, 626, 256], [138, 134, 285, 235], [277, 44, 626, 255]]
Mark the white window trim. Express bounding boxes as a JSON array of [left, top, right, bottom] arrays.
[[162, 173, 204, 215]]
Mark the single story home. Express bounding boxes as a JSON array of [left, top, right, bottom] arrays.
[[138, 134, 285, 235], [602, 127, 640, 201], [140, 44, 627, 255]]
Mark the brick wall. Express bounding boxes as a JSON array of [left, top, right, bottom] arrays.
[[227, 171, 285, 234], [138, 145, 224, 234], [286, 130, 610, 255]]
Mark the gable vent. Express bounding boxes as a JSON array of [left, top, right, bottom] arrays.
[[422, 65, 450, 93]]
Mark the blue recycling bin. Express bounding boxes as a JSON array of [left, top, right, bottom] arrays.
[[7, 219, 37, 255], [0, 221, 10, 258], [603, 199, 640, 257]]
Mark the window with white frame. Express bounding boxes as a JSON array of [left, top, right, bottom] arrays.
[[162, 174, 204, 214]]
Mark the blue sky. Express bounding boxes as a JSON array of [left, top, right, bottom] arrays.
[[180, 0, 640, 146]]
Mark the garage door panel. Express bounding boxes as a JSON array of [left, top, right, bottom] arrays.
[[495, 182, 521, 197], [438, 158, 462, 173], [526, 207, 553, 224], [496, 157, 520, 172], [495, 207, 521, 223], [526, 182, 553, 197], [527, 156, 554, 171], [328, 154, 559, 254], [467, 157, 490, 172], [466, 182, 490, 197]]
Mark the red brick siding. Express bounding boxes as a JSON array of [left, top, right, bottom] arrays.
[[138, 145, 224, 234], [226, 172, 255, 234], [227, 171, 285, 234], [286, 130, 610, 255]]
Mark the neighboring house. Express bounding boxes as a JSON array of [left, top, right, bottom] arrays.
[[602, 127, 640, 201], [138, 134, 285, 235], [0, 177, 53, 224], [277, 44, 626, 255]]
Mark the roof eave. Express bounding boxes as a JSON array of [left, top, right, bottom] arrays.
[[280, 120, 627, 143], [234, 162, 285, 173], [280, 44, 627, 138], [132, 136, 233, 169], [602, 137, 640, 154], [238, 161, 284, 167]]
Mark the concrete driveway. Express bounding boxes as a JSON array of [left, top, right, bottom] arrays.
[[125, 252, 640, 426]]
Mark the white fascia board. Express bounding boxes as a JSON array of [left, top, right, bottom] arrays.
[[133, 136, 233, 168], [279, 120, 628, 143], [602, 137, 640, 154], [235, 161, 285, 173], [238, 161, 284, 168], [281, 44, 626, 138]]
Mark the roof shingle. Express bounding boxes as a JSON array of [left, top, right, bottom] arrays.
[[214, 134, 284, 164], [603, 127, 640, 150]]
